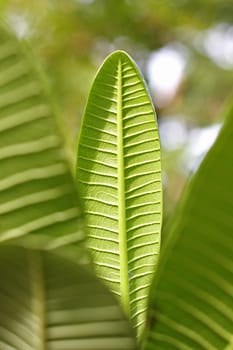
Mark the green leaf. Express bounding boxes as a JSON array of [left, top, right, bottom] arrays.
[[144, 105, 233, 349], [76, 50, 162, 337], [0, 245, 137, 350], [0, 27, 85, 257]]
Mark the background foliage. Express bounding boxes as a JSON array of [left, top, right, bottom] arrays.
[[1, 0, 232, 220]]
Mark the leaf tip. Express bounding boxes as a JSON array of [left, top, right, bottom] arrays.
[[104, 49, 134, 64]]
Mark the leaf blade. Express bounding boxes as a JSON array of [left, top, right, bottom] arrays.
[[0, 26, 85, 258], [76, 50, 162, 337], [144, 106, 233, 349], [0, 245, 136, 350]]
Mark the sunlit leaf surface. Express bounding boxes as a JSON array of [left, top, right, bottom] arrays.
[[76, 51, 162, 338]]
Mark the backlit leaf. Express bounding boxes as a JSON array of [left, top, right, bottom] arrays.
[[76, 50, 162, 338]]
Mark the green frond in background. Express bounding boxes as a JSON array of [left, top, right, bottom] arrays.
[[0, 245, 136, 350], [76, 50, 162, 338], [0, 26, 86, 260], [144, 104, 233, 349]]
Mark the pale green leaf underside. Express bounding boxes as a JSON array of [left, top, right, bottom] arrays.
[[76, 51, 162, 337], [0, 245, 136, 350], [144, 107, 233, 349], [0, 27, 85, 256]]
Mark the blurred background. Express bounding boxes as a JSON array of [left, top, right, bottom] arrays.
[[1, 0, 233, 223]]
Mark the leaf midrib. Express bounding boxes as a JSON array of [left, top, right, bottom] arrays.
[[29, 251, 46, 350], [117, 56, 130, 315]]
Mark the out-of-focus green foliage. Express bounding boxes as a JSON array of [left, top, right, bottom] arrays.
[[144, 103, 233, 349], [0, 245, 136, 350], [0, 25, 87, 260]]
